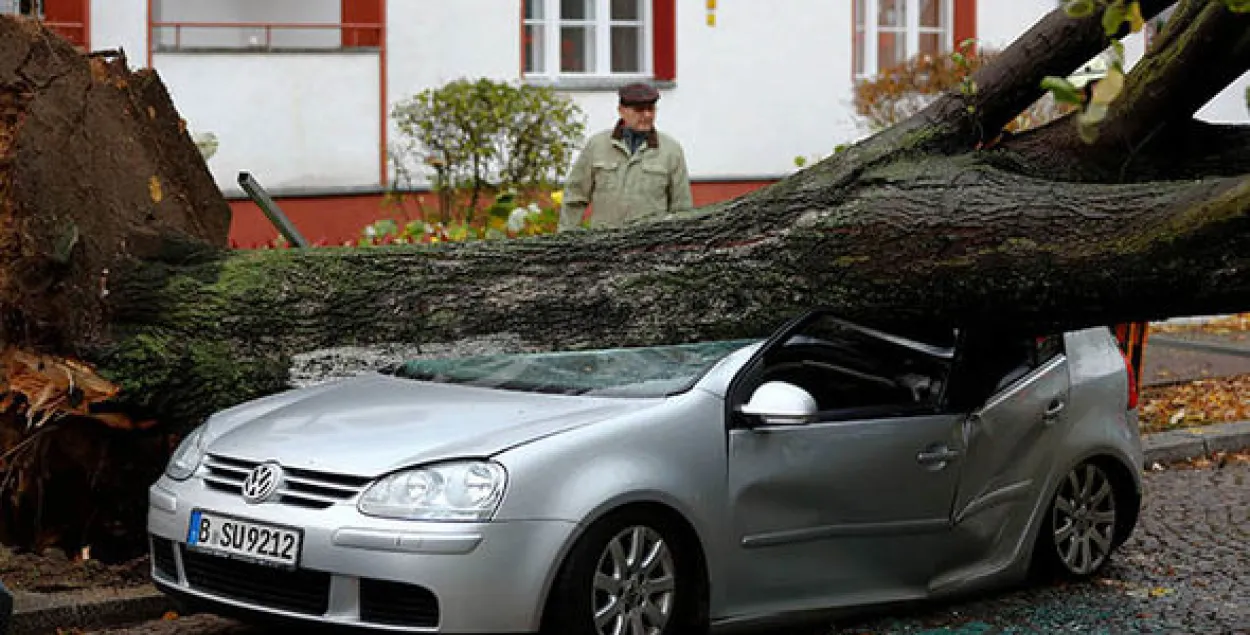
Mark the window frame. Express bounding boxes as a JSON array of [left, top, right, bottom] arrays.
[[0, 0, 43, 17], [854, 0, 956, 80], [523, 0, 655, 80]]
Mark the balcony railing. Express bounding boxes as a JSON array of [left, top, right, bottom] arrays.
[[150, 21, 385, 53]]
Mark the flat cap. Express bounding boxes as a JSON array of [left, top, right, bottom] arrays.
[[618, 82, 660, 106]]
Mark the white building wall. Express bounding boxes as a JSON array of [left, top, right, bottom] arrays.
[[975, 0, 1055, 50], [388, 0, 521, 100], [155, 53, 381, 194], [385, 0, 521, 185], [1197, 71, 1249, 123], [386, 0, 855, 182], [91, 0, 147, 62], [86, 0, 1248, 193], [604, 0, 857, 179]]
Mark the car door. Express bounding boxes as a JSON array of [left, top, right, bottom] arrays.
[[940, 333, 1070, 573], [723, 313, 964, 616]]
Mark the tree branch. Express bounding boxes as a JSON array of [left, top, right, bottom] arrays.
[[1094, 0, 1250, 153], [893, 0, 1178, 149], [994, 119, 1250, 182]]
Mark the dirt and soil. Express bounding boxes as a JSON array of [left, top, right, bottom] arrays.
[[0, 545, 148, 594]]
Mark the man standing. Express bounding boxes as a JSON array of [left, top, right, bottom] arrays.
[[558, 82, 694, 231]]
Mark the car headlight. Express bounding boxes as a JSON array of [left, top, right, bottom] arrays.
[[358, 460, 508, 522], [165, 426, 207, 481]]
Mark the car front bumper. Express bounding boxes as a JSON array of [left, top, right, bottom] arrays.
[[148, 475, 577, 633]]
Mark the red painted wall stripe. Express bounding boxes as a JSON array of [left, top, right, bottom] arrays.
[[43, 0, 90, 48], [954, 0, 977, 51], [342, 0, 383, 47], [652, 0, 676, 81], [226, 181, 775, 248]]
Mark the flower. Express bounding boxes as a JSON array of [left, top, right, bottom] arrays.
[[507, 208, 529, 232], [550, 190, 564, 207]]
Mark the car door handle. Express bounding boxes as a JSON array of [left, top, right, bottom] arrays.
[[917, 447, 961, 465], [1043, 399, 1066, 424]]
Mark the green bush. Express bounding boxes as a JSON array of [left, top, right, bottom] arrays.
[[390, 78, 586, 225]]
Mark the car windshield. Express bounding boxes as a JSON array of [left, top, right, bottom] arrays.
[[387, 339, 759, 398]]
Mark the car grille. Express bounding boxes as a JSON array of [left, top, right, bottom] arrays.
[[360, 578, 440, 628], [202, 455, 372, 509], [181, 547, 331, 616], [150, 535, 178, 580]]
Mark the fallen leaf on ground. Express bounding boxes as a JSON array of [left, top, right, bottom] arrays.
[[1151, 313, 1250, 335], [1139, 374, 1250, 433]]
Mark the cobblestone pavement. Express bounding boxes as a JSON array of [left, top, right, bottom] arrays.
[[89, 461, 1250, 635]]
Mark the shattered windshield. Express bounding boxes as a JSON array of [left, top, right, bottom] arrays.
[[388, 339, 759, 397]]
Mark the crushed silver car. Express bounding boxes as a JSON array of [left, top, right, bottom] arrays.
[[148, 309, 1143, 634]]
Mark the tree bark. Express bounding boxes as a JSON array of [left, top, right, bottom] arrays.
[[2, 1, 1250, 555]]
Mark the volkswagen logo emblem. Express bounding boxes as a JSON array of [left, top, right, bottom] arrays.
[[241, 462, 284, 504]]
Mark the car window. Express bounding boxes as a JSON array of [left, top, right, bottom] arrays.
[[388, 338, 759, 398], [754, 315, 956, 417], [1035, 333, 1064, 364], [946, 331, 1066, 410]]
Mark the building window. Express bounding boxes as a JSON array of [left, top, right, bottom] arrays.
[[854, 0, 954, 79], [0, 0, 42, 17], [524, 0, 674, 80], [150, 0, 383, 52]]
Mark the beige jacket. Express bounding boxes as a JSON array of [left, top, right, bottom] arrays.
[[559, 123, 694, 231]]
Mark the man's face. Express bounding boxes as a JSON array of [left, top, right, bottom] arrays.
[[618, 103, 657, 131]]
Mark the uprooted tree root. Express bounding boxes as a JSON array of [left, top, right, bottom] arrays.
[[0, 348, 165, 558], [0, 16, 230, 557]]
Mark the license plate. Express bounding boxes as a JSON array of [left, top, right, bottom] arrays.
[[186, 509, 302, 569]]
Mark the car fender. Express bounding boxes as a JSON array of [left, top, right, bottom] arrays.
[[491, 389, 732, 613]]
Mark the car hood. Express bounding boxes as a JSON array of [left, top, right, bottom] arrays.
[[203, 373, 653, 476]]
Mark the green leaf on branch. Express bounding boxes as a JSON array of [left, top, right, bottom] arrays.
[[1041, 76, 1085, 105], [1090, 65, 1126, 106], [1126, 1, 1145, 31], [1102, 0, 1128, 36], [1227, 0, 1250, 12], [1063, 0, 1098, 18]]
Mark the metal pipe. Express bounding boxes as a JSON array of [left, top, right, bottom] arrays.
[[237, 172, 310, 248]]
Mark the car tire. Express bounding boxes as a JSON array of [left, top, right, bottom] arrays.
[[543, 508, 702, 635], [1033, 460, 1120, 580]]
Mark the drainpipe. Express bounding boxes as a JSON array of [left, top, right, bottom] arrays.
[[237, 172, 310, 248]]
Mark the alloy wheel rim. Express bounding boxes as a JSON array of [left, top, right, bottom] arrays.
[[1052, 463, 1117, 575], [591, 525, 677, 635]]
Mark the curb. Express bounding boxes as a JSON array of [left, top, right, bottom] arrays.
[[1141, 420, 1250, 467], [1146, 334, 1250, 358], [10, 585, 173, 635], [7, 421, 1250, 634]]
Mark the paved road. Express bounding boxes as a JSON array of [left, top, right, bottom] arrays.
[[1141, 334, 1250, 387], [91, 460, 1250, 635]]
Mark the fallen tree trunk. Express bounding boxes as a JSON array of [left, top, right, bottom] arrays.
[[1, 1, 1248, 554], [99, 160, 1250, 426]]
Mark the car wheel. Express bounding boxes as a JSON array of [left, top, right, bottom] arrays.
[[1036, 461, 1119, 579], [544, 509, 699, 635]]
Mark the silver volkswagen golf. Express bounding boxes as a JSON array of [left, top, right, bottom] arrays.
[[148, 309, 1143, 634]]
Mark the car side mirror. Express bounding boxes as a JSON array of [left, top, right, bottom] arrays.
[[739, 381, 817, 426]]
